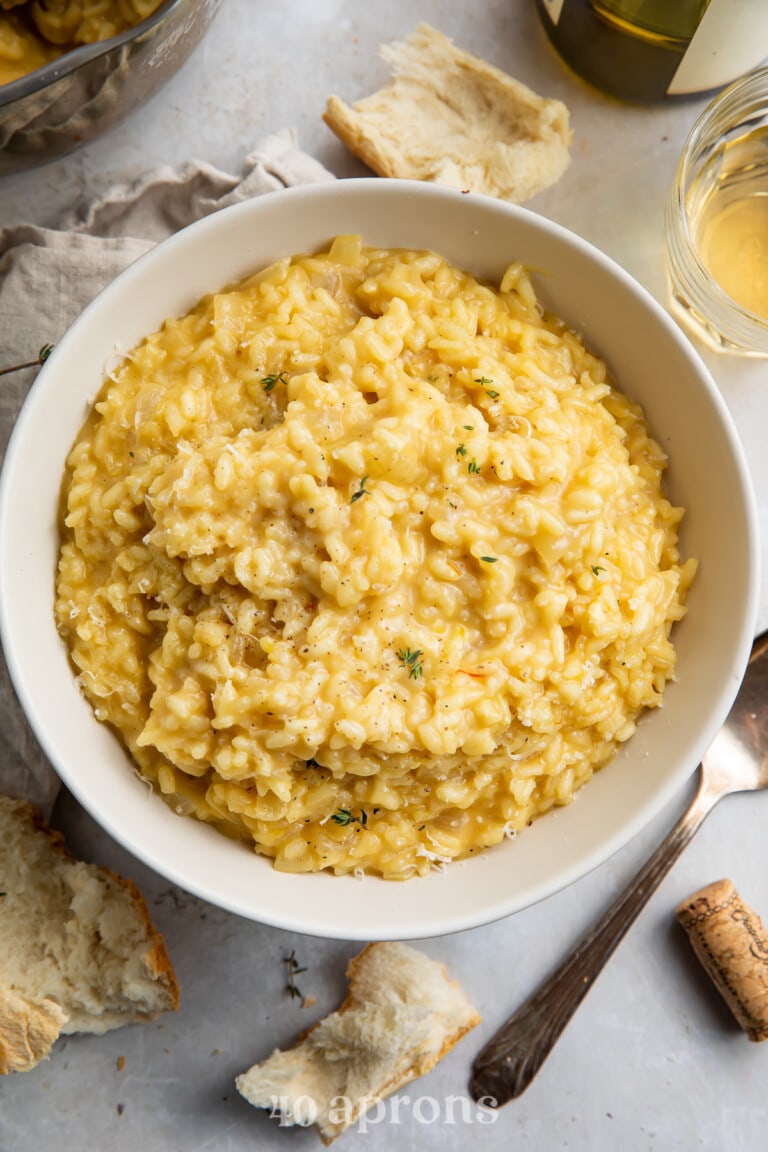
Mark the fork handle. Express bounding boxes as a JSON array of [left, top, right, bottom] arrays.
[[470, 771, 718, 1106]]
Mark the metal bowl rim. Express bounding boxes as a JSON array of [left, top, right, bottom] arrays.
[[0, 0, 192, 108]]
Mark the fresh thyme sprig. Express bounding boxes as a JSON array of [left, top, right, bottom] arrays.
[[397, 647, 423, 679], [283, 949, 308, 999], [0, 343, 54, 378], [262, 371, 289, 393]]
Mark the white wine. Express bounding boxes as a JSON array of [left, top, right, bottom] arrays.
[[536, 0, 768, 103], [664, 64, 768, 352], [689, 125, 768, 320]]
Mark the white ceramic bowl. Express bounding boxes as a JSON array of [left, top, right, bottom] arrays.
[[0, 180, 759, 940]]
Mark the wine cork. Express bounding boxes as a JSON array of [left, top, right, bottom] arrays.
[[676, 879, 768, 1042]]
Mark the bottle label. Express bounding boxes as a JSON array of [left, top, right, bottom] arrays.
[[539, 0, 566, 24], [668, 0, 768, 95]]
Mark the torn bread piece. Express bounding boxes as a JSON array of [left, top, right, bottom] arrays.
[[324, 23, 572, 202], [0, 795, 179, 1073], [236, 941, 481, 1144]]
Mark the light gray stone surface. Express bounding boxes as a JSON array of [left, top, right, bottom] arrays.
[[1, 3, 767, 1149]]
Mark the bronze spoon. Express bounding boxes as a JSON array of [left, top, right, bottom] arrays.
[[471, 629, 768, 1106]]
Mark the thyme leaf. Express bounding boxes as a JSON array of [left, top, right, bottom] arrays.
[[467, 459, 481, 474], [474, 376, 499, 399], [284, 949, 308, 1000], [455, 443, 467, 457], [350, 475, 369, 503], [397, 647, 423, 679], [332, 807, 368, 828], [262, 371, 289, 393]]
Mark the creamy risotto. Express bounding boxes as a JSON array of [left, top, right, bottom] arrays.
[[0, 0, 161, 85], [55, 236, 696, 879]]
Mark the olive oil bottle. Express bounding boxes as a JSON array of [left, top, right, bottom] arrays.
[[536, 0, 768, 102]]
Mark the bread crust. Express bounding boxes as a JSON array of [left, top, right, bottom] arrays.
[[0, 984, 69, 1075], [102, 868, 180, 1013], [0, 793, 179, 1072], [324, 95, 394, 179]]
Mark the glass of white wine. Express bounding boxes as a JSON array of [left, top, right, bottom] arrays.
[[665, 65, 768, 355]]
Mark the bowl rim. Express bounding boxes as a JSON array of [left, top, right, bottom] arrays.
[[0, 179, 760, 938], [0, 0, 185, 108]]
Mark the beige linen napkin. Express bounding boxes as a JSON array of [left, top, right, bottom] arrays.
[[0, 129, 333, 814]]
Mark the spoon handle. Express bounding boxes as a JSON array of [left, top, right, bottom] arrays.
[[470, 773, 718, 1106]]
